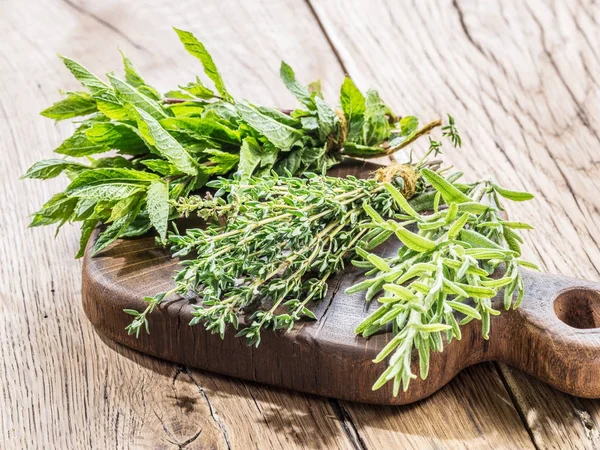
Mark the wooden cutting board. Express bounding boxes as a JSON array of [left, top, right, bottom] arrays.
[[82, 160, 600, 405]]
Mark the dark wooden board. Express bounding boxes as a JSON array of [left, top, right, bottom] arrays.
[[82, 160, 600, 405]]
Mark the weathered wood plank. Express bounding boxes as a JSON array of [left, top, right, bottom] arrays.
[[0, 0, 357, 448], [308, 0, 600, 447]]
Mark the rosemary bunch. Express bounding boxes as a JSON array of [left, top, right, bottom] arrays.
[[126, 166, 426, 341], [347, 168, 538, 395], [22, 27, 441, 257]]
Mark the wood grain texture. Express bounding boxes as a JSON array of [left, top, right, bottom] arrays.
[[2, 0, 599, 448], [308, 0, 600, 447]]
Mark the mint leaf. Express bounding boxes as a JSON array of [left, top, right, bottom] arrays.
[[107, 73, 167, 121], [255, 106, 301, 128], [315, 96, 337, 138], [55, 132, 109, 157], [92, 199, 142, 255], [173, 28, 230, 100], [146, 180, 170, 239], [399, 116, 419, 137], [76, 219, 97, 258], [22, 159, 86, 179], [119, 49, 146, 87], [60, 56, 112, 95], [69, 183, 145, 201], [203, 149, 239, 174], [180, 76, 214, 99], [66, 168, 159, 191], [363, 89, 389, 146], [236, 101, 301, 151], [160, 117, 240, 146], [108, 194, 141, 223], [132, 107, 198, 176], [238, 137, 262, 180], [140, 159, 179, 176], [60, 56, 125, 119], [280, 62, 312, 107], [29, 193, 77, 227], [41, 92, 97, 121], [340, 77, 366, 142], [84, 122, 148, 155]]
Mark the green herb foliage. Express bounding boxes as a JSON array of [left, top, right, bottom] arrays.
[[347, 169, 538, 395], [125, 171, 421, 341], [23, 28, 436, 257]]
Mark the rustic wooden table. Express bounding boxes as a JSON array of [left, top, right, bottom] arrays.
[[2, 0, 600, 448]]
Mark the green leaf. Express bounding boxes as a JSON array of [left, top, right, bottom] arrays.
[[59, 56, 124, 118], [22, 159, 86, 179], [447, 212, 470, 239], [119, 49, 146, 88], [447, 301, 481, 319], [363, 89, 389, 146], [342, 142, 385, 157], [60, 56, 113, 95], [69, 183, 145, 201], [315, 96, 338, 138], [492, 183, 534, 202], [203, 149, 239, 174], [421, 168, 471, 204], [389, 223, 437, 253], [92, 199, 142, 255], [29, 193, 77, 227], [179, 76, 214, 99], [84, 121, 147, 155], [238, 137, 262, 181], [399, 116, 419, 137], [76, 219, 97, 258], [41, 91, 97, 121], [147, 180, 170, 239], [107, 73, 166, 121], [383, 182, 419, 218], [459, 228, 503, 250], [236, 101, 301, 151], [413, 323, 452, 333], [55, 131, 109, 157], [280, 61, 312, 107], [160, 117, 240, 146], [140, 159, 179, 176], [173, 28, 230, 100], [132, 107, 198, 175], [67, 168, 159, 191], [340, 77, 365, 142]]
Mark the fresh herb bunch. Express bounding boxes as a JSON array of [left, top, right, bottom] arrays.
[[22, 27, 438, 257], [125, 163, 434, 341], [347, 168, 538, 395]]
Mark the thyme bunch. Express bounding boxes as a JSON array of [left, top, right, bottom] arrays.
[[127, 167, 423, 342]]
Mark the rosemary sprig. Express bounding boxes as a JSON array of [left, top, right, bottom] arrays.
[[347, 169, 538, 395]]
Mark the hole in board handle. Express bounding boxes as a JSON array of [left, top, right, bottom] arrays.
[[554, 288, 600, 329]]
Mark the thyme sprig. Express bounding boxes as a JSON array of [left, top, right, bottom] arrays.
[[347, 168, 538, 395], [132, 168, 423, 344]]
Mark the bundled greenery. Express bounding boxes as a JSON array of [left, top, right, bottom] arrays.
[[24, 27, 538, 397], [22, 27, 436, 257], [347, 168, 537, 394]]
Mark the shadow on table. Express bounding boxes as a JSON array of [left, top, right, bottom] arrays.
[[91, 329, 595, 448]]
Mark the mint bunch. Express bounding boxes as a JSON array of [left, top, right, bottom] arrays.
[[23, 28, 435, 257]]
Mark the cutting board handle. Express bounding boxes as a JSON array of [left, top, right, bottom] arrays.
[[492, 271, 600, 398]]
